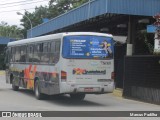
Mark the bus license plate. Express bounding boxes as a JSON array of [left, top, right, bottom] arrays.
[[84, 88, 93, 92]]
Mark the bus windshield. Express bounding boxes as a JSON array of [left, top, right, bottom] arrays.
[[62, 35, 114, 59]]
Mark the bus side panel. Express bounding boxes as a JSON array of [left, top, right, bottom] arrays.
[[38, 71, 60, 95], [10, 64, 28, 88], [8, 63, 61, 95], [34, 64, 61, 95], [47, 62, 61, 95], [47, 72, 60, 95], [8, 64, 34, 89]]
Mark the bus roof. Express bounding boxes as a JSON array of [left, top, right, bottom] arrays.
[[7, 32, 113, 47]]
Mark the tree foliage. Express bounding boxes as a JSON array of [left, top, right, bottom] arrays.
[[48, 0, 88, 17], [48, 0, 88, 15], [135, 31, 154, 55], [20, 0, 88, 37], [0, 21, 22, 39], [20, 6, 49, 38]]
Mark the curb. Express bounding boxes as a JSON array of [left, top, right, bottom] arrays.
[[113, 88, 123, 97]]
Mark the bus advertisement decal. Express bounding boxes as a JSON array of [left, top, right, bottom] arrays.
[[73, 68, 106, 75], [24, 65, 37, 89]]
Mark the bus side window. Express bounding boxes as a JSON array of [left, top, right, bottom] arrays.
[[54, 41, 60, 63], [10, 47, 13, 62], [48, 42, 51, 54], [55, 41, 60, 52], [41, 42, 49, 63], [11, 47, 15, 62], [26, 45, 29, 62], [50, 41, 55, 63], [15, 47, 21, 62], [20, 46, 26, 62], [28, 45, 34, 62], [33, 44, 41, 62], [48, 42, 51, 63]]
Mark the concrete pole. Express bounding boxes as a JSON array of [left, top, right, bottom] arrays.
[[127, 16, 136, 55]]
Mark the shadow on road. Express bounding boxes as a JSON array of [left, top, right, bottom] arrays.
[[48, 95, 105, 106], [16, 89, 105, 107]]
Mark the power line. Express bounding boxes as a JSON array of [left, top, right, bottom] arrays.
[[0, 0, 34, 6], [0, 0, 49, 9], [0, 7, 36, 14], [0, 0, 48, 6]]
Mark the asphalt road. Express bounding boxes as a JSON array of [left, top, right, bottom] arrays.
[[0, 74, 160, 120]]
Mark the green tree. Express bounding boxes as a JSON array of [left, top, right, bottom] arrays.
[[0, 21, 22, 39], [20, 0, 88, 37], [48, 0, 88, 17], [135, 31, 154, 55], [20, 6, 49, 38]]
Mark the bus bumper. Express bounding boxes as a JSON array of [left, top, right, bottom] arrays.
[[60, 82, 115, 94]]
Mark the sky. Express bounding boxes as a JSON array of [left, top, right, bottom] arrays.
[[0, 0, 49, 27]]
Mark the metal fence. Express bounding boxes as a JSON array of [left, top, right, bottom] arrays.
[[123, 55, 160, 104]]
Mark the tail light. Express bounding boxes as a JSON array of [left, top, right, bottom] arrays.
[[61, 71, 67, 82], [111, 72, 115, 80]]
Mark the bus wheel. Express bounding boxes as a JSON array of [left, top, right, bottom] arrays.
[[70, 93, 85, 100], [34, 81, 45, 100], [12, 78, 19, 91]]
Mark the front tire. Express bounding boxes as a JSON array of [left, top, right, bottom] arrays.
[[70, 93, 85, 100]]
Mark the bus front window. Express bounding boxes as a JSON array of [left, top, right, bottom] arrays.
[[62, 35, 114, 59]]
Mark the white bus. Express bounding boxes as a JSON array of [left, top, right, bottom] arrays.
[[5, 32, 115, 100]]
